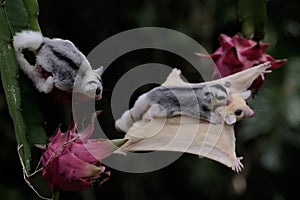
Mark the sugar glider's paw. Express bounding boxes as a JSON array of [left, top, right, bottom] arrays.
[[173, 68, 182, 76], [142, 110, 152, 122], [260, 61, 272, 80], [231, 157, 244, 173], [43, 76, 54, 93]]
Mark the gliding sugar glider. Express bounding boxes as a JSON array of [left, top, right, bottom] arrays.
[[115, 82, 232, 132]]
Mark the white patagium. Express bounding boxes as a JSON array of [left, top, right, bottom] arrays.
[[13, 30, 103, 100]]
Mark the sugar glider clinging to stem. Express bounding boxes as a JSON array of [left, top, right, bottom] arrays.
[[13, 31, 103, 100], [115, 82, 232, 132]]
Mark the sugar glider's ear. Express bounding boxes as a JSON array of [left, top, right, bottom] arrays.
[[238, 90, 251, 100], [224, 81, 231, 88], [225, 114, 237, 125], [94, 66, 104, 76]]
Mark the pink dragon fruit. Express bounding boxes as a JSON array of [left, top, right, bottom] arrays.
[[41, 114, 124, 192]]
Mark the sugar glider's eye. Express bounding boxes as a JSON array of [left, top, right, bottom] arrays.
[[235, 109, 243, 116], [95, 87, 101, 95]]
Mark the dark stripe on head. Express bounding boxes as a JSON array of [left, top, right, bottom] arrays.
[[209, 84, 228, 94], [36, 42, 45, 52], [50, 46, 80, 70]]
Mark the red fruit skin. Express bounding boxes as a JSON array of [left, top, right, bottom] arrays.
[[205, 34, 287, 92]]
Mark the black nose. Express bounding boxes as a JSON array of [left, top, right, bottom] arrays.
[[96, 87, 101, 95]]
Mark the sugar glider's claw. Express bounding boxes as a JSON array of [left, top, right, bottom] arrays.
[[231, 156, 244, 173]]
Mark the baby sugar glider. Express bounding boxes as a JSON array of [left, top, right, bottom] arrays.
[[13, 31, 103, 100], [216, 91, 255, 125], [115, 82, 231, 132]]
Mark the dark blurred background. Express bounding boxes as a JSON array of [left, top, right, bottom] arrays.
[[1, 0, 300, 199]]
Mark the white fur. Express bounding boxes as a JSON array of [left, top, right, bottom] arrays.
[[13, 31, 43, 52]]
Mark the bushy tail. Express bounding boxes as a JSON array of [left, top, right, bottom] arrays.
[[115, 93, 151, 132], [12, 31, 43, 71], [13, 31, 43, 53], [12, 31, 53, 93]]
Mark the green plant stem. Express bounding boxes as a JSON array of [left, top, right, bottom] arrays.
[[22, 0, 40, 31], [238, 0, 267, 41], [53, 191, 60, 200]]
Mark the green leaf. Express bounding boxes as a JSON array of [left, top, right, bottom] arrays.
[[238, 0, 267, 40], [0, 42, 32, 170], [0, 0, 31, 171], [0, 0, 46, 173], [111, 138, 128, 147]]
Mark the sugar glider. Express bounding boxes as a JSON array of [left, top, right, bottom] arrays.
[[13, 30, 103, 100], [115, 82, 231, 132]]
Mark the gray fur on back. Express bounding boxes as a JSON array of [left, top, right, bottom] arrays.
[[37, 38, 82, 91], [145, 83, 230, 121]]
